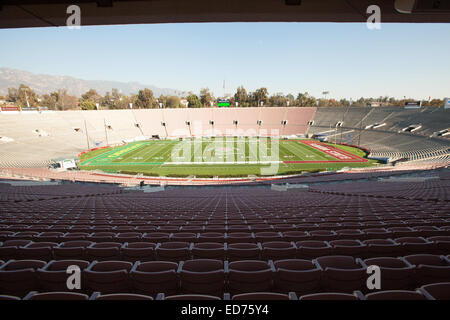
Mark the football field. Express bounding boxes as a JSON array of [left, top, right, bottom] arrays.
[[79, 138, 377, 177]]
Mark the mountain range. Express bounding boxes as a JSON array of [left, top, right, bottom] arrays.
[[0, 67, 181, 97]]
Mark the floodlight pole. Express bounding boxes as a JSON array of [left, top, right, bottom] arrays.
[[84, 120, 90, 150], [104, 118, 109, 146]]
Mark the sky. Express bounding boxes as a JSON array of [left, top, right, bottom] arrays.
[[0, 22, 449, 100]]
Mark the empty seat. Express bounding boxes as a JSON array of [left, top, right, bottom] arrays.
[[387, 227, 416, 238], [24, 291, 89, 300], [92, 293, 153, 300], [273, 259, 321, 296], [413, 226, 442, 238], [419, 282, 450, 300], [362, 239, 401, 258], [191, 242, 226, 260], [363, 257, 415, 290], [34, 232, 64, 242], [427, 236, 450, 255], [37, 260, 90, 292], [10, 231, 39, 241], [227, 243, 261, 261], [309, 230, 338, 241], [261, 241, 296, 261], [130, 261, 178, 296], [0, 260, 47, 297], [282, 231, 309, 242], [363, 228, 391, 239], [62, 233, 90, 241], [0, 231, 15, 241], [227, 232, 255, 244], [171, 232, 198, 243], [249, 225, 272, 233], [163, 294, 221, 300], [315, 256, 366, 293], [197, 232, 225, 243], [88, 232, 116, 243], [115, 232, 142, 243], [84, 261, 133, 294], [395, 237, 435, 255], [336, 229, 366, 241], [403, 254, 450, 286], [143, 232, 170, 243], [121, 242, 156, 262], [231, 292, 293, 300], [53, 241, 93, 260], [85, 242, 122, 261], [227, 260, 273, 295], [254, 232, 283, 243], [364, 290, 426, 300], [299, 292, 359, 300], [273, 224, 296, 232], [329, 240, 366, 257], [179, 259, 225, 296], [156, 242, 190, 262], [19, 242, 58, 261], [296, 241, 331, 259]]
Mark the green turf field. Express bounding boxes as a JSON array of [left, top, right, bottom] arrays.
[[79, 138, 378, 177]]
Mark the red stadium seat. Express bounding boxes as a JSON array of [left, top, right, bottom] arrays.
[[24, 291, 89, 300], [156, 242, 191, 262], [0, 260, 47, 297], [227, 243, 261, 261], [315, 256, 366, 293], [419, 282, 450, 300], [121, 242, 156, 262], [227, 260, 274, 295], [84, 261, 133, 294], [363, 257, 415, 290], [130, 261, 178, 296], [179, 259, 225, 296], [296, 240, 331, 259], [53, 241, 93, 260], [364, 290, 426, 300], [191, 242, 226, 260], [261, 241, 296, 261], [37, 259, 90, 292], [85, 242, 122, 261], [402, 254, 450, 286], [272, 259, 321, 296]]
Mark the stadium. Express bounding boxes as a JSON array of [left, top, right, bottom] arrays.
[[0, 0, 450, 307]]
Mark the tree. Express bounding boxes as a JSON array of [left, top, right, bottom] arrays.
[[296, 92, 316, 107], [6, 84, 39, 107], [6, 87, 19, 102], [166, 95, 182, 108], [135, 88, 156, 109], [81, 89, 102, 103], [80, 100, 97, 110], [269, 93, 288, 107], [234, 86, 249, 107], [200, 88, 214, 107], [253, 87, 269, 107], [186, 94, 202, 108]]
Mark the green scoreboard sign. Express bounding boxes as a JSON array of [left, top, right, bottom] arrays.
[[218, 99, 231, 107]]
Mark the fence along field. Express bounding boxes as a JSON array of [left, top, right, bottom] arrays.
[[79, 137, 377, 177]]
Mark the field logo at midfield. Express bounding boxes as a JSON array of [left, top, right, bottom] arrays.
[[106, 142, 145, 159], [170, 122, 280, 175]]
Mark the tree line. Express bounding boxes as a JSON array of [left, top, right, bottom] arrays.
[[1, 84, 445, 110]]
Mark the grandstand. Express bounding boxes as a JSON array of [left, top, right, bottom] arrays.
[[0, 105, 449, 301]]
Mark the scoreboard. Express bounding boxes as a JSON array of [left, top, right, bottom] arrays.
[[218, 99, 230, 107]]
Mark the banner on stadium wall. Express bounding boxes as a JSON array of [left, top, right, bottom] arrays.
[[1, 106, 19, 111], [444, 98, 450, 109]]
